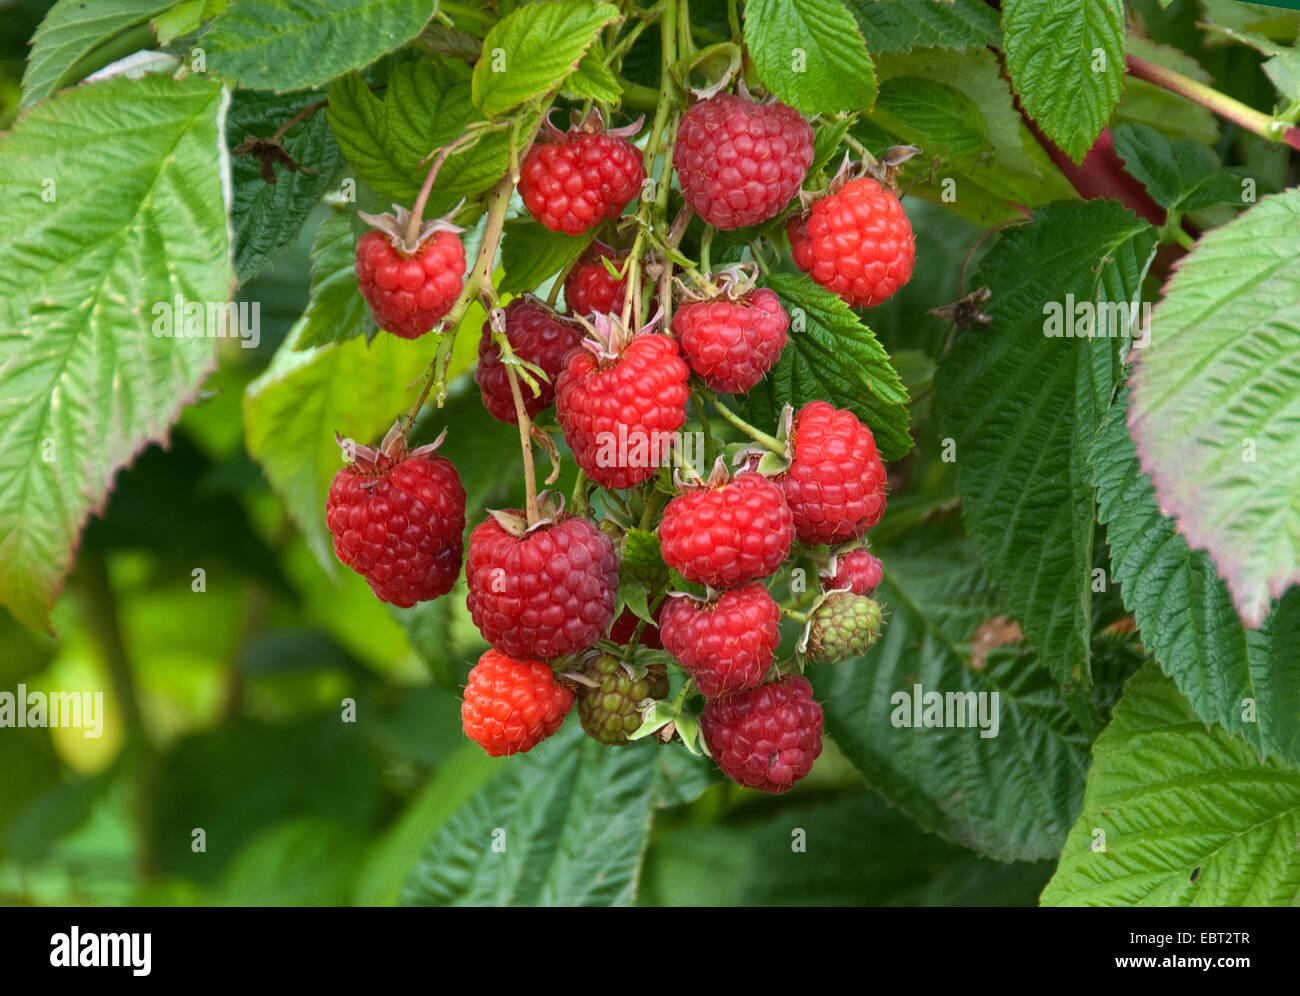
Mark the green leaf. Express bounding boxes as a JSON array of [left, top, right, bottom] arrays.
[[499, 220, 592, 295], [1042, 665, 1300, 906], [242, 307, 435, 571], [1089, 387, 1300, 765], [199, 0, 436, 92], [744, 0, 877, 114], [846, 0, 1000, 55], [471, 2, 620, 117], [1128, 189, 1300, 627], [873, 76, 987, 159], [213, 818, 367, 906], [154, 0, 230, 47], [228, 89, 342, 283], [814, 516, 1101, 861], [1110, 123, 1249, 212], [401, 725, 660, 906], [563, 53, 623, 103], [328, 64, 513, 211], [740, 274, 912, 462], [1002, 0, 1126, 161], [0, 74, 232, 631], [21, 0, 174, 107], [291, 205, 376, 350], [937, 200, 1157, 702]]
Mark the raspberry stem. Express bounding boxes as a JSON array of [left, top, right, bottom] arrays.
[[499, 335, 542, 527], [699, 388, 785, 454]]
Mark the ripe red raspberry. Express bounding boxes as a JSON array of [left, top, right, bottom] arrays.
[[658, 471, 792, 588], [461, 650, 573, 756], [326, 426, 466, 608], [554, 316, 690, 490], [675, 93, 814, 230], [659, 584, 780, 697], [519, 118, 646, 235], [673, 287, 789, 393], [823, 548, 883, 596], [608, 606, 663, 650], [700, 675, 823, 794], [778, 401, 887, 545], [788, 176, 914, 308], [354, 209, 466, 339], [564, 243, 628, 318], [465, 512, 619, 660], [474, 297, 584, 424]]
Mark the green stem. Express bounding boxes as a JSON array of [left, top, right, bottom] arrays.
[[782, 608, 808, 624], [699, 226, 713, 275], [438, 0, 494, 22], [700, 388, 785, 453], [1127, 54, 1300, 152]]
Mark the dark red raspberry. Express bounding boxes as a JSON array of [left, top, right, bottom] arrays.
[[554, 317, 690, 490], [461, 650, 573, 756], [326, 427, 466, 607], [673, 287, 789, 393], [675, 93, 814, 230], [355, 223, 465, 339], [659, 584, 780, 697], [564, 243, 628, 318], [474, 297, 584, 424], [778, 401, 887, 545], [519, 120, 646, 235], [658, 472, 792, 588], [823, 548, 883, 596], [700, 675, 823, 794], [607, 606, 663, 650], [465, 512, 619, 660], [788, 177, 914, 308]]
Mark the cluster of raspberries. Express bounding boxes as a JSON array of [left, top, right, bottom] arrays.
[[331, 91, 912, 795]]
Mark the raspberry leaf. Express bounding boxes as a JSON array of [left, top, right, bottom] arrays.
[[470, 1, 620, 117], [1041, 665, 1300, 906], [848, 0, 1000, 55], [814, 517, 1116, 862], [740, 274, 912, 462], [938, 200, 1157, 716], [1002, 0, 1126, 162], [1128, 188, 1300, 628], [0, 74, 232, 631], [401, 725, 662, 906], [292, 206, 377, 350], [1091, 387, 1300, 765], [499, 220, 593, 296], [228, 89, 342, 283], [744, 0, 877, 114], [1110, 123, 1254, 212], [200, 0, 435, 92]]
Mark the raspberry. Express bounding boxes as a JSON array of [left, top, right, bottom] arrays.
[[659, 584, 780, 697], [575, 653, 669, 745], [554, 318, 690, 490], [675, 93, 814, 230], [461, 650, 574, 756], [465, 512, 619, 660], [519, 121, 646, 236], [823, 548, 883, 596], [326, 428, 466, 608], [474, 297, 584, 424], [658, 472, 793, 588], [788, 177, 914, 308], [673, 288, 789, 394], [806, 593, 882, 665], [700, 675, 823, 794], [778, 401, 887, 545], [355, 224, 465, 339], [608, 606, 663, 650], [564, 243, 628, 318]]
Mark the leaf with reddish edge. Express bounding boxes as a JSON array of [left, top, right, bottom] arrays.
[[1128, 188, 1300, 628]]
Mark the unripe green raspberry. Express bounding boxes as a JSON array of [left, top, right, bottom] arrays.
[[576, 654, 669, 745], [807, 593, 882, 664]]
